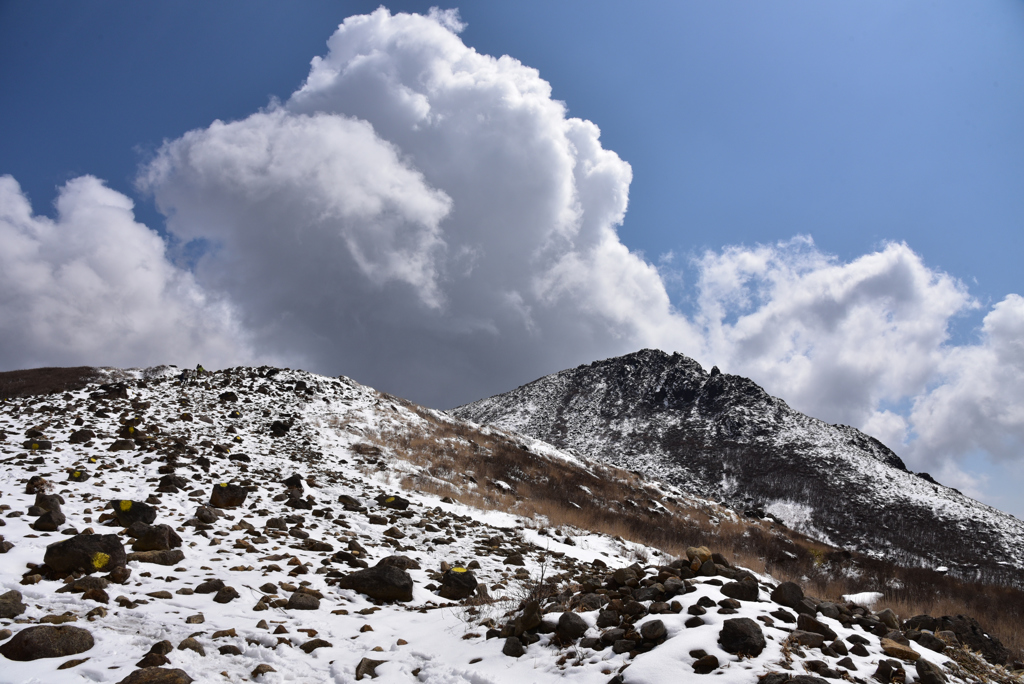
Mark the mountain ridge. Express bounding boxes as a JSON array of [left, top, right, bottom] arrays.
[[451, 348, 1024, 586]]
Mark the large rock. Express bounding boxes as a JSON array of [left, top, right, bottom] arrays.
[[111, 500, 157, 527], [721, 578, 760, 602], [337, 565, 413, 602], [0, 625, 94, 660], [131, 524, 183, 552], [438, 567, 478, 600], [209, 483, 247, 508], [116, 668, 194, 684], [770, 581, 804, 609], [880, 638, 921, 661], [127, 549, 185, 566], [44, 534, 126, 574], [916, 659, 947, 684], [938, 614, 1011, 665], [0, 590, 26, 618], [719, 618, 765, 656], [69, 429, 95, 444], [555, 612, 589, 642], [286, 592, 320, 610], [797, 613, 837, 641]]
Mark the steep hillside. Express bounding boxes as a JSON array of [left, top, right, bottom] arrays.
[[452, 349, 1024, 586], [0, 364, 1019, 683]]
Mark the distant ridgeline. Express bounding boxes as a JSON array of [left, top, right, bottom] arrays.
[[452, 349, 1024, 587]]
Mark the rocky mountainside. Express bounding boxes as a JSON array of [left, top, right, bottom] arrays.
[[0, 363, 1018, 683], [452, 349, 1024, 586]]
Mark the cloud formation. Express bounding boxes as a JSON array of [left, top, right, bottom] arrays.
[[2, 8, 1023, 509], [0, 174, 248, 371], [139, 7, 695, 407]]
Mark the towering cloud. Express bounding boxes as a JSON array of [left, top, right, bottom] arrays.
[[139, 7, 695, 407]]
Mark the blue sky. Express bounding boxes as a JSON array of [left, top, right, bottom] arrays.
[[2, 1, 1024, 515]]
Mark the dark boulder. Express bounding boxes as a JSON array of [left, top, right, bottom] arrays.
[[938, 614, 1010, 665], [116, 668, 194, 684], [32, 509, 67, 531], [69, 429, 95, 444], [693, 654, 719, 674], [44, 534, 126, 574], [797, 613, 837, 641], [916, 659, 947, 684], [209, 483, 247, 508], [555, 612, 589, 642], [722, 578, 760, 602], [377, 494, 410, 510], [502, 636, 525, 657], [111, 500, 157, 527], [770, 581, 804, 609], [719, 618, 766, 656], [131, 525, 182, 552], [0, 590, 27, 618], [337, 565, 413, 602], [438, 567, 478, 600], [0, 625, 94, 660], [286, 592, 320, 610], [641, 619, 667, 642]]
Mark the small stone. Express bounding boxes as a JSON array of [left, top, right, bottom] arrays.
[[693, 654, 719, 674], [0, 589, 27, 618], [300, 638, 332, 653], [177, 637, 205, 656], [502, 636, 525, 657], [555, 612, 588, 642], [185, 614, 204, 624], [355, 657, 386, 679], [251, 664, 276, 678]]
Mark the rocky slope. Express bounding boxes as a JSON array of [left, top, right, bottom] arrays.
[[452, 349, 1024, 586], [0, 364, 1017, 683]]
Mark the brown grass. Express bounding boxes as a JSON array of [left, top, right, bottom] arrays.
[[0, 366, 102, 399]]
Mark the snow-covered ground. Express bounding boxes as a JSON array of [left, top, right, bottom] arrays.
[[0, 366, 1008, 683]]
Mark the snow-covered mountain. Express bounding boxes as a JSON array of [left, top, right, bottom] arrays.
[[0, 363, 1017, 683], [452, 349, 1024, 586]]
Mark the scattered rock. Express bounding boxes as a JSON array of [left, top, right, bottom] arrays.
[[0, 589, 27, 618], [719, 618, 765, 656], [439, 567, 478, 600], [111, 500, 157, 527], [0, 625, 94, 661], [916, 658, 948, 684], [127, 549, 185, 566], [287, 592, 320, 610], [555, 612, 588, 642], [251, 664, 276, 678], [693, 654, 719, 674], [770, 581, 804, 609], [44, 534, 126, 575], [300, 638, 332, 653], [502, 637, 525, 658], [116, 668, 194, 684], [355, 657, 386, 679], [209, 483, 248, 508], [880, 637, 920, 661], [337, 565, 413, 602]]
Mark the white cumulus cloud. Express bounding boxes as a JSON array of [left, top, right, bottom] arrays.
[[139, 7, 698, 407], [0, 175, 249, 370]]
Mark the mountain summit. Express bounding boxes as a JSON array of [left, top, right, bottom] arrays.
[[452, 349, 1024, 585]]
